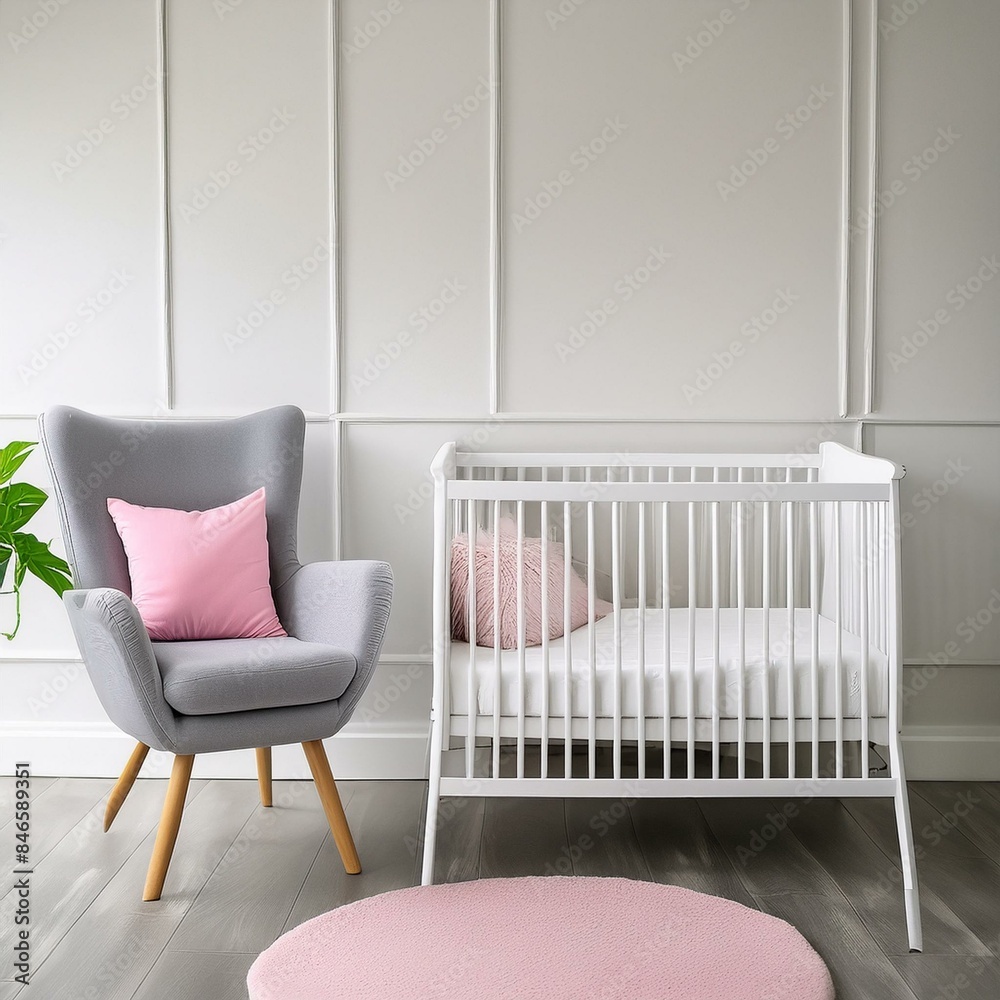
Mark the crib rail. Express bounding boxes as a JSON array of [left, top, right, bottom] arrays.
[[430, 443, 903, 794]]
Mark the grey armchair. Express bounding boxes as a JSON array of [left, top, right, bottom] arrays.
[[39, 405, 392, 900]]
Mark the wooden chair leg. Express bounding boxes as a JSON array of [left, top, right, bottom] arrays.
[[143, 754, 195, 902], [301, 739, 361, 874], [104, 741, 150, 832], [255, 747, 273, 807]]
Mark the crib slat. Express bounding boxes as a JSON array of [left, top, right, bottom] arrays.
[[516, 499, 526, 779], [466, 499, 477, 781], [711, 501, 720, 780], [810, 500, 820, 780], [860, 502, 870, 778], [588, 501, 597, 780], [834, 501, 844, 779], [762, 484, 771, 779], [687, 502, 696, 779], [880, 502, 888, 654], [736, 499, 746, 780], [612, 501, 622, 780], [540, 500, 550, 780], [786, 499, 796, 779], [637, 500, 647, 780], [662, 500, 671, 779], [563, 500, 573, 778], [492, 500, 501, 780]]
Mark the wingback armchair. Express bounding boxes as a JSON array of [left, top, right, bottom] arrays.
[[39, 405, 392, 900]]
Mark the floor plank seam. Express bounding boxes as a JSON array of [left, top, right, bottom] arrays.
[[279, 829, 332, 936], [692, 799, 767, 908]]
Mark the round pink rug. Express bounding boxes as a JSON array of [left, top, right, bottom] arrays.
[[248, 877, 834, 1000]]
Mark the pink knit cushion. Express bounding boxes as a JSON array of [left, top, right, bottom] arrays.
[[106, 488, 286, 641], [451, 517, 611, 648]]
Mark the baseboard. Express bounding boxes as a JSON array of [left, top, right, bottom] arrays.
[[3, 720, 997, 781], [902, 725, 1000, 780], [0, 721, 430, 780]]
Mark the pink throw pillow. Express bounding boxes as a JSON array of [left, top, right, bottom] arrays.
[[106, 488, 287, 641], [451, 517, 612, 649]]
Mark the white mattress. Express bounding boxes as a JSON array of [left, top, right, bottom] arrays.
[[449, 608, 888, 721]]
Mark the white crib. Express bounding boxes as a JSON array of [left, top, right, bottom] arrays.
[[422, 441, 922, 952]]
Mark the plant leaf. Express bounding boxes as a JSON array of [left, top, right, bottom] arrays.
[[0, 546, 9, 589], [0, 442, 35, 486], [0, 482, 47, 532], [11, 532, 73, 596]]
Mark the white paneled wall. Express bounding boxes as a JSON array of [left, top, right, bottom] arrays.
[[169, 0, 334, 414], [503, 0, 846, 418], [0, 0, 997, 779], [0, 0, 164, 415]]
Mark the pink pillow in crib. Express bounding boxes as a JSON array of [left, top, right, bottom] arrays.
[[451, 517, 612, 649], [106, 488, 287, 641]]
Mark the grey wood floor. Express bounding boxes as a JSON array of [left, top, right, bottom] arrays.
[[1, 769, 999, 999]]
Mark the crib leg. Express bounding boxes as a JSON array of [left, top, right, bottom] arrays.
[[890, 734, 923, 952], [421, 712, 445, 886]]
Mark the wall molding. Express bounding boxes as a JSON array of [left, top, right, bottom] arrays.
[[0, 720, 428, 780], [328, 0, 342, 417], [902, 725, 1000, 781], [837, 0, 852, 418], [862, 0, 880, 415], [5, 412, 1000, 427], [156, 0, 175, 410], [3, 718, 996, 781], [488, 0, 504, 415]]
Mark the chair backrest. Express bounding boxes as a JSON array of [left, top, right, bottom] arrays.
[[39, 405, 305, 594]]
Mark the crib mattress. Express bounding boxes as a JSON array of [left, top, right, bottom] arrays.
[[448, 608, 888, 721]]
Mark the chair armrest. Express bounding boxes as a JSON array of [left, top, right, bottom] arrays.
[[275, 560, 393, 720], [63, 588, 177, 752]]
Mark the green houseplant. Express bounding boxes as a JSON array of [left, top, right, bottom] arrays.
[[0, 441, 73, 640]]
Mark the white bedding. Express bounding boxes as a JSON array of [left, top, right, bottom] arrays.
[[449, 608, 888, 721]]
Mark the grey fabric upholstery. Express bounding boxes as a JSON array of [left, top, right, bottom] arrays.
[[39, 405, 305, 594], [155, 638, 356, 717], [42, 407, 393, 756]]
